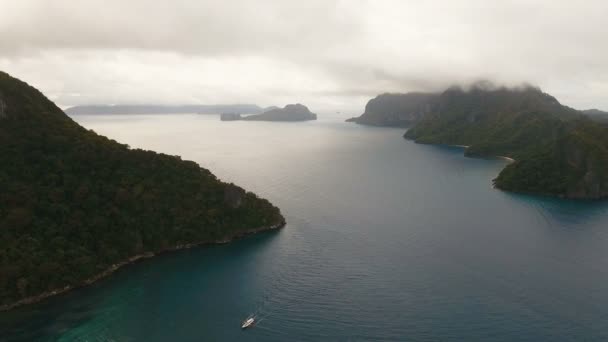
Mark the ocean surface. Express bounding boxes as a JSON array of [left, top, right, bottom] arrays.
[[2, 114, 608, 341]]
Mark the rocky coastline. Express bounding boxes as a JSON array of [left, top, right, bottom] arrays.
[[0, 221, 285, 312]]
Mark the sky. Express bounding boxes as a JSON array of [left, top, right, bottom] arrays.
[[1, 0, 607, 114]]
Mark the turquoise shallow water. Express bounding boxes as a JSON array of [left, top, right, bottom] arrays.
[[2, 114, 608, 341]]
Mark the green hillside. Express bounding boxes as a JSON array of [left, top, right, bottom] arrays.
[[0, 72, 284, 309]]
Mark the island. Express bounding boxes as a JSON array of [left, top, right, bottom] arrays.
[[220, 113, 242, 121], [240, 104, 317, 121], [354, 82, 608, 199], [0, 71, 285, 311]]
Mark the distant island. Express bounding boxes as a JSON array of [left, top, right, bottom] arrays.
[[350, 82, 608, 200], [0, 71, 285, 311], [65, 104, 266, 115], [223, 104, 317, 122], [220, 113, 242, 121]]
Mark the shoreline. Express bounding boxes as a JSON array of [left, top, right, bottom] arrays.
[[445, 144, 470, 148], [496, 155, 515, 163], [440, 143, 516, 163], [0, 222, 285, 312]]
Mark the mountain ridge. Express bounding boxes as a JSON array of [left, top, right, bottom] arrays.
[[582, 109, 608, 124], [65, 104, 266, 115]]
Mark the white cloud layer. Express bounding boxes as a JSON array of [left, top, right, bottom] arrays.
[[1, 0, 607, 113]]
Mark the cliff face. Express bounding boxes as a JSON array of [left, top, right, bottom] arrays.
[[492, 130, 608, 199], [492, 132, 608, 199], [0, 71, 285, 309], [347, 93, 437, 127], [242, 103, 317, 121], [550, 123, 606, 199]]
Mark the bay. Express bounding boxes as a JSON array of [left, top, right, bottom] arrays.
[[2, 114, 608, 341]]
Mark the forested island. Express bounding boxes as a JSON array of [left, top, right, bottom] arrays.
[[0, 72, 285, 311], [350, 82, 608, 199], [237, 104, 317, 122]]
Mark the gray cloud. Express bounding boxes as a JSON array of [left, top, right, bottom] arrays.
[[1, 0, 361, 57], [1, 0, 608, 113]]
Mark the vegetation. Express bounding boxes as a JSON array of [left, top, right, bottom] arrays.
[[492, 120, 608, 197], [403, 85, 608, 199], [0, 72, 284, 308]]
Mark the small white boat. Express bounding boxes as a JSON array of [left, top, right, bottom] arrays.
[[241, 317, 255, 329]]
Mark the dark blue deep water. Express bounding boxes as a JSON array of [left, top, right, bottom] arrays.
[[2, 114, 608, 341]]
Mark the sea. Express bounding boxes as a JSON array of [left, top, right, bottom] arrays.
[[1, 113, 608, 341]]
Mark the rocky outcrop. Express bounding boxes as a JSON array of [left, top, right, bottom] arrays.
[[561, 134, 608, 199], [347, 93, 437, 127], [242, 103, 317, 121], [224, 184, 246, 208]]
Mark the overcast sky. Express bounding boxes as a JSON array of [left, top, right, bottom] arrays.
[[1, 0, 607, 113]]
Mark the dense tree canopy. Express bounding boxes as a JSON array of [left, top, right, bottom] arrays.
[[0, 72, 284, 308]]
